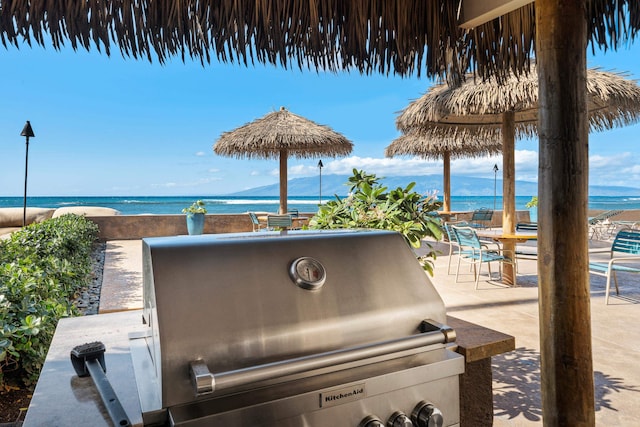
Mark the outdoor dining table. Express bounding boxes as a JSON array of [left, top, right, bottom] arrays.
[[476, 229, 538, 286]]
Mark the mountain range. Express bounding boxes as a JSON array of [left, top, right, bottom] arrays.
[[230, 174, 640, 197]]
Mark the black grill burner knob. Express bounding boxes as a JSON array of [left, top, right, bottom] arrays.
[[387, 411, 414, 426], [359, 415, 385, 427], [411, 401, 444, 427]]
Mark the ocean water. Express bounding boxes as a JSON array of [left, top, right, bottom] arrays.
[[0, 196, 322, 216], [1, 195, 639, 217]]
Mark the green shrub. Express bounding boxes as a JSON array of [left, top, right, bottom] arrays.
[[309, 169, 443, 274], [0, 214, 98, 386]]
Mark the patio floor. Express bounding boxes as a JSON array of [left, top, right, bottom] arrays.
[[417, 239, 640, 426]]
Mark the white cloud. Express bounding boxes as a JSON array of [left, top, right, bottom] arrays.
[[289, 164, 314, 175], [208, 168, 220, 173], [250, 170, 261, 176], [589, 152, 632, 168], [283, 149, 640, 188], [287, 149, 541, 181], [196, 151, 206, 157], [589, 152, 640, 187]]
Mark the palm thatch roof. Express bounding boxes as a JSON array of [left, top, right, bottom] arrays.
[[385, 131, 502, 160], [2, 1, 639, 81], [396, 66, 640, 139], [213, 107, 352, 159]]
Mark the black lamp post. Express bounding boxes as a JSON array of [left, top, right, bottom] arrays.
[[493, 163, 499, 211], [317, 159, 324, 205], [21, 121, 35, 227]]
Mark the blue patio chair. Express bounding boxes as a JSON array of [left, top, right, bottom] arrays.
[[266, 214, 293, 230], [444, 221, 474, 275], [468, 208, 494, 229], [248, 212, 265, 232], [589, 229, 640, 304], [452, 225, 517, 289]]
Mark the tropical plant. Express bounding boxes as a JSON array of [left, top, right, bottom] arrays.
[[182, 200, 207, 214], [0, 214, 98, 387], [526, 196, 538, 208], [309, 169, 443, 274]]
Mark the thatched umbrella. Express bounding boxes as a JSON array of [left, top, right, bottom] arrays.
[[397, 67, 640, 140], [385, 132, 502, 213], [214, 107, 352, 214], [396, 66, 640, 246]]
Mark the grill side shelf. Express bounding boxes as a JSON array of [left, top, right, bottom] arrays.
[[190, 319, 455, 396]]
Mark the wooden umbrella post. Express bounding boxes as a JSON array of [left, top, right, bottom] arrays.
[[443, 151, 451, 213], [537, 0, 595, 425], [279, 149, 287, 214]]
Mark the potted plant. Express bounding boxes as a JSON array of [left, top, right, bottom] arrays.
[[182, 200, 207, 235], [525, 196, 538, 222]]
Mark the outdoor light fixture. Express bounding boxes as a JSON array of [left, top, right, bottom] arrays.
[[318, 159, 324, 205], [493, 163, 499, 211], [21, 121, 35, 227]]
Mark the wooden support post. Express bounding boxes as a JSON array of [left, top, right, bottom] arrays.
[[537, 0, 595, 425], [501, 111, 516, 285]]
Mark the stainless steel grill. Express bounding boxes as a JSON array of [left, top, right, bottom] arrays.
[[130, 229, 464, 426]]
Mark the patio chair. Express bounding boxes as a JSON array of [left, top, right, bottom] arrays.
[[248, 212, 264, 232], [589, 229, 640, 304], [468, 208, 494, 229], [287, 208, 299, 217], [514, 223, 539, 261], [266, 214, 293, 230], [516, 222, 538, 232], [443, 221, 479, 275], [588, 210, 623, 240], [452, 225, 517, 289]]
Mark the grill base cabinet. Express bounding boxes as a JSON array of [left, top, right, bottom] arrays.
[[132, 230, 465, 426]]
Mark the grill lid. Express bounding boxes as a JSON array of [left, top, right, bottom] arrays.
[[140, 230, 447, 408]]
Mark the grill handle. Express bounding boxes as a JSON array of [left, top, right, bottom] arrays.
[[190, 319, 455, 396]]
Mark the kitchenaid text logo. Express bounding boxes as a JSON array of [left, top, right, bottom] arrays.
[[319, 384, 366, 408]]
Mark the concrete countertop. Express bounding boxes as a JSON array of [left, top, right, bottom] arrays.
[[24, 311, 513, 426], [23, 310, 146, 427]]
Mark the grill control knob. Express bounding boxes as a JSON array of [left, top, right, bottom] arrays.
[[359, 415, 385, 427], [411, 401, 444, 427], [387, 411, 414, 426]]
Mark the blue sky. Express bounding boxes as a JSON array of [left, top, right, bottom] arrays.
[[2, 39, 640, 196]]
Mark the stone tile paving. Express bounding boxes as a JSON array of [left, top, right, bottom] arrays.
[[421, 239, 640, 426]]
